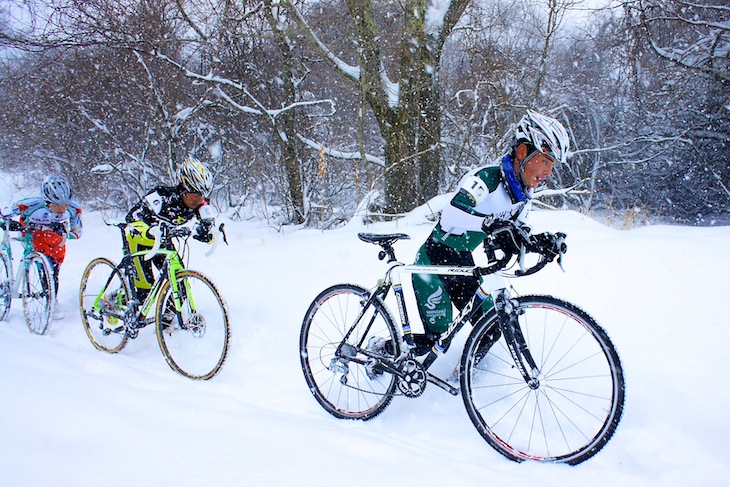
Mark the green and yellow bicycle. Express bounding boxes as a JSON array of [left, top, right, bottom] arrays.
[[79, 220, 230, 380]]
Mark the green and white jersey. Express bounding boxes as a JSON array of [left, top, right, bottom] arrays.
[[431, 161, 531, 252]]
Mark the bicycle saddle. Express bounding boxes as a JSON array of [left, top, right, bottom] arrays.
[[357, 233, 410, 245]]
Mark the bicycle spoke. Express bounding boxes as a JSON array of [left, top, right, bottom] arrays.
[[22, 254, 54, 335], [0, 252, 12, 321], [156, 270, 229, 380], [79, 258, 129, 353], [461, 296, 624, 464], [300, 284, 400, 420]]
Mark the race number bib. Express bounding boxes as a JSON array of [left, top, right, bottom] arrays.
[[461, 176, 488, 204]]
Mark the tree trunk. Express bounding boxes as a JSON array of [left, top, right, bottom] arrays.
[[283, 0, 471, 215], [265, 1, 305, 223]]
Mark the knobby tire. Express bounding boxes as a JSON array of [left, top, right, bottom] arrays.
[[23, 252, 54, 335], [0, 251, 12, 321], [155, 270, 230, 380], [79, 257, 130, 353], [460, 295, 624, 465], [300, 284, 401, 420]]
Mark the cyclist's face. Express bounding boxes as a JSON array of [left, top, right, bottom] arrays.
[[183, 191, 206, 209], [523, 154, 556, 189], [48, 203, 69, 216], [515, 143, 556, 189]]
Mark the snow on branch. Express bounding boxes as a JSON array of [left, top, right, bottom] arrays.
[[425, 0, 453, 37], [639, 1, 730, 81], [150, 50, 336, 120], [297, 134, 385, 167], [571, 133, 693, 157], [278, 0, 361, 82]]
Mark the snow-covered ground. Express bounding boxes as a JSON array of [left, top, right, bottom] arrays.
[[0, 182, 728, 486]]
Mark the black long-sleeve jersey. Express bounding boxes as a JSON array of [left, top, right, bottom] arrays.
[[126, 185, 205, 226]]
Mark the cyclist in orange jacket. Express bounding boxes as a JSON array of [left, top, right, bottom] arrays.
[[1, 175, 83, 319]]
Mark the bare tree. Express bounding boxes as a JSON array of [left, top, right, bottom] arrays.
[[628, 0, 730, 83], [279, 0, 472, 215]]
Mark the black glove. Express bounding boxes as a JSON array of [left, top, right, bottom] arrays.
[[6, 220, 23, 232], [193, 223, 214, 243], [529, 232, 568, 259], [193, 232, 213, 243], [50, 221, 67, 235], [483, 219, 530, 255]]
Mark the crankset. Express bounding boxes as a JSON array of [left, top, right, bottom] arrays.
[[397, 358, 427, 398]]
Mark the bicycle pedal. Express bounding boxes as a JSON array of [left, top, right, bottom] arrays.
[[161, 323, 181, 336], [130, 317, 152, 329], [365, 359, 385, 379], [104, 325, 125, 336]]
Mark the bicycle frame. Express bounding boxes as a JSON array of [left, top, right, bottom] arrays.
[[90, 227, 193, 333], [347, 253, 540, 396], [130, 247, 188, 320], [385, 263, 502, 345], [1, 220, 49, 300]]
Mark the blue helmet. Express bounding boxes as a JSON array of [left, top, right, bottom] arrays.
[[42, 175, 73, 205]]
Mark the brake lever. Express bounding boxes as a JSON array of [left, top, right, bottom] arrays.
[[555, 232, 567, 272], [219, 223, 228, 245], [518, 244, 527, 274], [204, 223, 228, 257]]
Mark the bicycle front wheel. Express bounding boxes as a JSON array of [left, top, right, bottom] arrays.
[[460, 295, 625, 465], [79, 257, 130, 353], [300, 284, 401, 420], [0, 251, 12, 321], [156, 270, 230, 380], [22, 253, 54, 335]]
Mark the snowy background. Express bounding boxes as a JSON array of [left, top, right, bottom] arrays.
[[0, 174, 728, 486]]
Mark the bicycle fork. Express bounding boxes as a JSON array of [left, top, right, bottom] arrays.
[[493, 288, 541, 388]]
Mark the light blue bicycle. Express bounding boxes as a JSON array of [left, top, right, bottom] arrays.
[[0, 217, 56, 334]]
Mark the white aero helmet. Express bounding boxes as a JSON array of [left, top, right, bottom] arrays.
[[177, 156, 214, 197], [42, 175, 73, 205], [514, 110, 570, 164]]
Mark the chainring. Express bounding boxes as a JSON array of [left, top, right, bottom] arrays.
[[397, 358, 427, 398]]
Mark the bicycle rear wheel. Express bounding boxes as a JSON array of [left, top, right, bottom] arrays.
[[22, 253, 54, 335], [79, 257, 130, 353], [0, 251, 11, 321], [460, 295, 624, 465], [300, 284, 400, 420], [156, 270, 230, 380]]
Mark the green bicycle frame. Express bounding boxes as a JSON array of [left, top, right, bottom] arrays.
[[91, 244, 195, 324]]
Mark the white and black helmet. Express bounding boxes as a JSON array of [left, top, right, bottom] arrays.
[[514, 110, 570, 164], [177, 156, 214, 197], [42, 175, 73, 205]]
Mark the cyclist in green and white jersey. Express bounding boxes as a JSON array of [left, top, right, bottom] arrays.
[[411, 110, 571, 353]]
